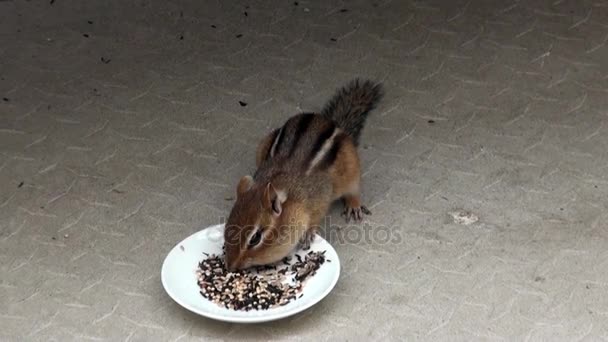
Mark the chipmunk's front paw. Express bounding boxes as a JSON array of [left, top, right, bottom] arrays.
[[342, 205, 371, 223], [298, 229, 316, 250]]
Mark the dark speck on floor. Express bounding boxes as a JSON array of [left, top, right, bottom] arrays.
[[3, 97, 8, 102], [236, 34, 243, 38], [427, 119, 435, 124], [330, 38, 337, 42], [239, 101, 247, 107], [18, 181, 24, 188], [211, 25, 216, 28], [88, 20, 93, 24]]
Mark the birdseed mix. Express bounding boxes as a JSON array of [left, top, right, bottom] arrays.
[[196, 250, 328, 311]]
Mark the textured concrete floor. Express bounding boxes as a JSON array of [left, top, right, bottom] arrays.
[[1, 0, 608, 340]]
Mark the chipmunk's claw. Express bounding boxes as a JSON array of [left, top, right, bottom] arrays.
[[298, 229, 316, 250], [342, 205, 371, 223]]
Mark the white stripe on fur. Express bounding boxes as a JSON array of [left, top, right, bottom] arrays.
[[306, 127, 340, 175], [269, 126, 284, 158]]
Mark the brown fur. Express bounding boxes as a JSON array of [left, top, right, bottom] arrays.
[[329, 135, 361, 200]]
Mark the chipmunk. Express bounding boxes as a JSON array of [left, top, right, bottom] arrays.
[[224, 79, 383, 270]]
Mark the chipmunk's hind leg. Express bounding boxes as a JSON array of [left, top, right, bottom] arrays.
[[329, 136, 371, 223]]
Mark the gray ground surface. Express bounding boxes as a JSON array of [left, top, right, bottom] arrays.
[[1, 0, 608, 340]]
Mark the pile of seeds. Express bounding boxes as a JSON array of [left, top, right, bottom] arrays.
[[196, 251, 327, 311]]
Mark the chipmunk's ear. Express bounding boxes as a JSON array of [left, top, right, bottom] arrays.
[[263, 182, 287, 216], [237, 175, 254, 196]]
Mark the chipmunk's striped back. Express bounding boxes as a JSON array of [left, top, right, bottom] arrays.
[[256, 79, 383, 178], [259, 113, 347, 176]]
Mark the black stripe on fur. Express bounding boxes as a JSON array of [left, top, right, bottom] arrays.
[[288, 113, 315, 158]]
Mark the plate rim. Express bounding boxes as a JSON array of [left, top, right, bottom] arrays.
[[161, 224, 341, 323]]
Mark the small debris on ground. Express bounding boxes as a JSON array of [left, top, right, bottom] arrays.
[[449, 210, 479, 225]]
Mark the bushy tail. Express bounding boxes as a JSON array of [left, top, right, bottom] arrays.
[[321, 79, 383, 146]]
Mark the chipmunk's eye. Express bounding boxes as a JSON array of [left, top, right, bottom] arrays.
[[248, 229, 263, 249]]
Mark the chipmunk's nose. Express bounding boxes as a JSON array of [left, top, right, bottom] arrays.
[[224, 254, 239, 271]]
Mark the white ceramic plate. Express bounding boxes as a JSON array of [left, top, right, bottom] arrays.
[[161, 224, 340, 323]]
